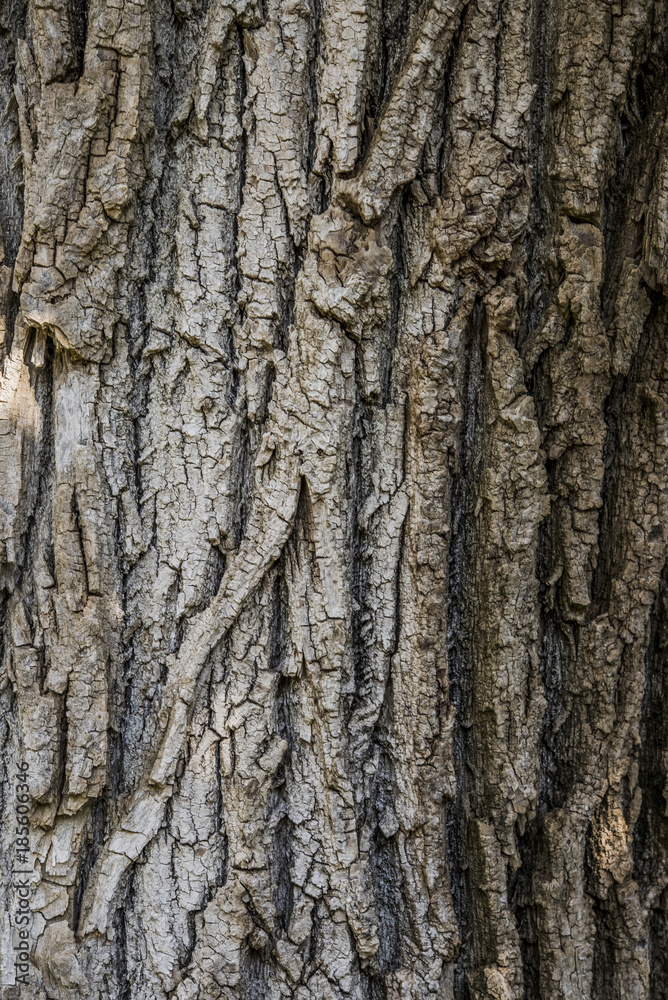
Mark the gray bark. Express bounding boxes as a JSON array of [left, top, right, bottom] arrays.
[[1, 0, 668, 998]]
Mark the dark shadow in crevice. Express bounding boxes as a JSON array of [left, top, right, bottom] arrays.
[[111, 869, 134, 1000], [446, 296, 486, 1000], [72, 796, 108, 935], [369, 745, 403, 976], [68, 0, 89, 78], [0, 2, 27, 272], [241, 942, 270, 1000], [269, 666, 295, 936]]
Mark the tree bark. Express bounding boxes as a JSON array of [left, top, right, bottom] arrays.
[[1, 0, 668, 997]]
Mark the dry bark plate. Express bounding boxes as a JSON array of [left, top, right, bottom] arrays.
[[1, 0, 668, 998]]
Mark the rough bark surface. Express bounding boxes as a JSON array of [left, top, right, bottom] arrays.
[[1, 1, 668, 998]]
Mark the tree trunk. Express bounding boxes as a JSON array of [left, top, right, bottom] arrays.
[[1, 0, 668, 997]]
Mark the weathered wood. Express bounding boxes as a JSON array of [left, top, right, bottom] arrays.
[[1, 0, 668, 997]]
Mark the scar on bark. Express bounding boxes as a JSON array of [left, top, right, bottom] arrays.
[[80, 465, 303, 935]]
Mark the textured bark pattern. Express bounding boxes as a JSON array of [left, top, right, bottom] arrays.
[[1, 0, 668, 997]]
